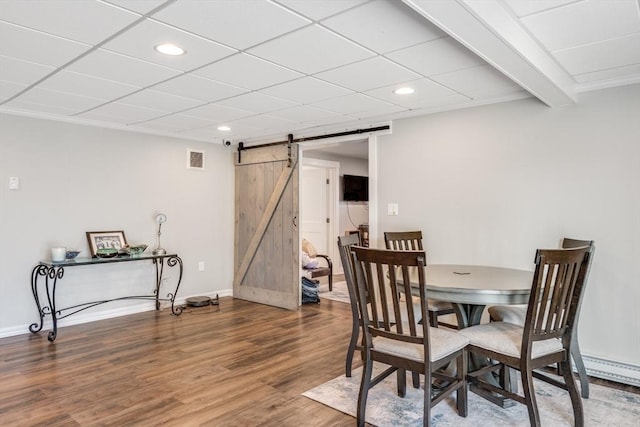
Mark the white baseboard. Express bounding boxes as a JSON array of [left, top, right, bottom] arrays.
[[584, 355, 640, 387], [0, 289, 233, 339]]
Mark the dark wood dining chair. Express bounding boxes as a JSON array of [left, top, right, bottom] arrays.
[[351, 246, 468, 427], [338, 235, 423, 387], [488, 237, 594, 398], [384, 231, 456, 328], [336, 233, 363, 377], [460, 246, 591, 427]]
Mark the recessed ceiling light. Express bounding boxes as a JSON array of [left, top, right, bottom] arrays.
[[394, 87, 415, 95], [217, 126, 231, 132], [154, 43, 185, 56]]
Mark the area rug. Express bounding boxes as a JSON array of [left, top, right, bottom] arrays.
[[319, 280, 350, 304], [302, 364, 640, 426]]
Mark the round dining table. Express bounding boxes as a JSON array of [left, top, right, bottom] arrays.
[[424, 264, 534, 328]]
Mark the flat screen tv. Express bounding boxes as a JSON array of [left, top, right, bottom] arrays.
[[343, 174, 368, 202]]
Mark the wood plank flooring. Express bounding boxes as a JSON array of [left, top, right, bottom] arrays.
[[1, 294, 637, 426], [0, 297, 358, 426]]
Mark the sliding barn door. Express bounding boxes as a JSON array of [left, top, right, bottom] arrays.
[[234, 144, 299, 309]]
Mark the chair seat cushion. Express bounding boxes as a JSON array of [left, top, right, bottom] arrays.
[[458, 322, 563, 359], [373, 327, 469, 363], [488, 305, 527, 325]]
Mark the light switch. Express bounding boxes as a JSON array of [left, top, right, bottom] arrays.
[[9, 176, 19, 190], [387, 203, 399, 216], [198, 261, 205, 271]]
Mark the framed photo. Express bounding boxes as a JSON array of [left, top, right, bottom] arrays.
[[86, 231, 127, 257], [187, 148, 205, 170]]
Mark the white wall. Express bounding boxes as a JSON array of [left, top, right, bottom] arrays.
[[0, 114, 235, 336], [376, 84, 640, 381]]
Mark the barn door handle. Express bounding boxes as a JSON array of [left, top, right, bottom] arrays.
[[293, 216, 297, 227]]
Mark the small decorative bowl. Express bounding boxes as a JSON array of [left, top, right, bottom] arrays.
[[65, 250, 81, 259], [96, 248, 118, 258], [122, 244, 148, 256]]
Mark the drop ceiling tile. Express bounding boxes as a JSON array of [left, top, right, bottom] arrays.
[[519, 0, 640, 51], [247, 24, 375, 74], [38, 70, 139, 100], [260, 77, 353, 104], [503, 0, 578, 17], [153, 0, 310, 49], [215, 92, 299, 114], [0, 0, 140, 44], [152, 74, 248, 102], [276, 121, 312, 133], [221, 124, 272, 139], [310, 93, 402, 116], [385, 37, 485, 77], [67, 48, 181, 87], [136, 113, 214, 131], [3, 97, 80, 116], [430, 65, 523, 100], [104, 0, 168, 15], [228, 114, 298, 131], [225, 118, 282, 138], [193, 53, 303, 90], [179, 122, 265, 142], [349, 104, 407, 120], [180, 103, 254, 122], [321, 0, 445, 54], [78, 102, 166, 124], [314, 57, 421, 92], [0, 55, 55, 85], [553, 34, 640, 75], [102, 19, 236, 71], [118, 89, 204, 112], [176, 125, 222, 141], [364, 78, 469, 109], [267, 104, 347, 124], [0, 21, 90, 67], [574, 63, 640, 84], [0, 80, 28, 101], [275, 0, 368, 20], [7, 86, 106, 113]]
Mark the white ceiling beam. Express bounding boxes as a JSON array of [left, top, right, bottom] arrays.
[[403, 0, 576, 107]]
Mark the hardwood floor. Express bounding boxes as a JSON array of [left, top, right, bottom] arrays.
[[0, 298, 358, 426], [1, 294, 637, 426]]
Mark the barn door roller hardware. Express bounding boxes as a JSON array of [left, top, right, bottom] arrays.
[[235, 125, 390, 164]]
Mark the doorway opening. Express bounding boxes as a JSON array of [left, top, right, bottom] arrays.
[[300, 137, 370, 279]]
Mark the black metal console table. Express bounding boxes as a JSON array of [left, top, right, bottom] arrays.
[[29, 253, 183, 342]]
